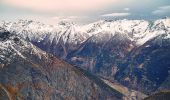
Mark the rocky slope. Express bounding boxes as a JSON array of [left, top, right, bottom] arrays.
[[0, 28, 123, 100]]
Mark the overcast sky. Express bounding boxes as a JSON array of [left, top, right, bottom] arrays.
[[0, 0, 170, 24]]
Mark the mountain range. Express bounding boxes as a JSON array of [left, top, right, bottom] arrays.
[[0, 18, 170, 99]]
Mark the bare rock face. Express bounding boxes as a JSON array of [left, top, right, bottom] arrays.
[[0, 31, 123, 100]]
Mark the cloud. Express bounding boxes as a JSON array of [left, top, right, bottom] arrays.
[[52, 16, 88, 22], [101, 13, 131, 17], [124, 8, 130, 11], [152, 5, 170, 15], [2, 0, 117, 12]]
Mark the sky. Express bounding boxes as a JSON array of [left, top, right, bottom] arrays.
[[0, 0, 170, 24]]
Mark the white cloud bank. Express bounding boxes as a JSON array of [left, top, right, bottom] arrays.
[[52, 16, 88, 21], [152, 5, 170, 15], [101, 13, 131, 17]]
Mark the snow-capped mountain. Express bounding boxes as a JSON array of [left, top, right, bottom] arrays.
[[0, 27, 124, 100]]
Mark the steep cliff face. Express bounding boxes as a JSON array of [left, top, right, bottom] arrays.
[[0, 30, 123, 100]]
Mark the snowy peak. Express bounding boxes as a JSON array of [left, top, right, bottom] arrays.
[[0, 20, 90, 45], [152, 18, 170, 31], [81, 19, 150, 44], [0, 18, 170, 46], [136, 18, 170, 45]]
